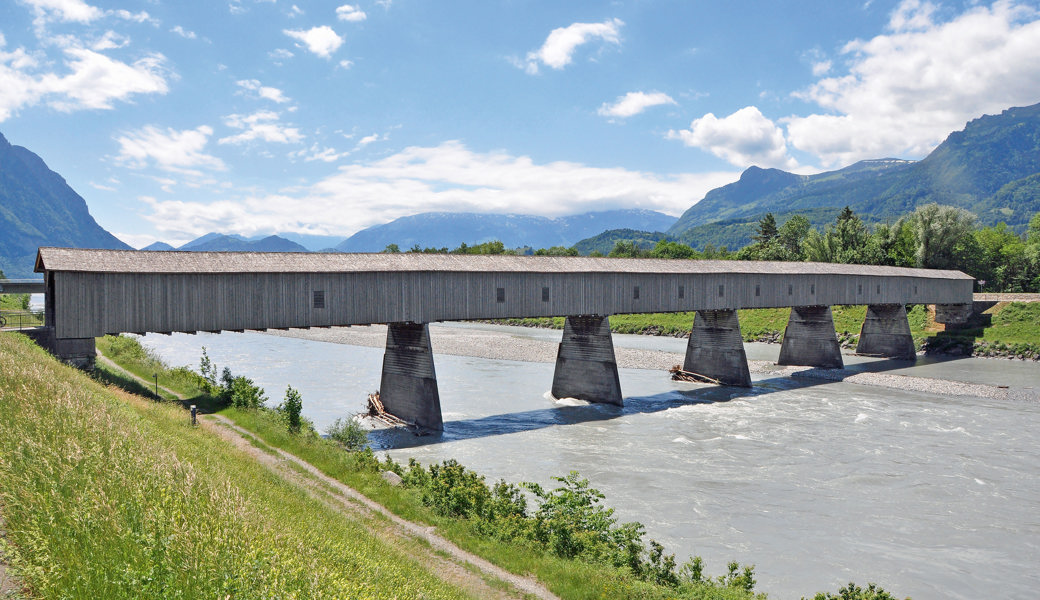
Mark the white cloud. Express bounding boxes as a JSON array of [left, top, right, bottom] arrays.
[[284, 26, 344, 58], [598, 91, 676, 119], [236, 79, 290, 103], [336, 4, 367, 22], [338, 59, 354, 69], [171, 26, 197, 39], [90, 30, 128, 51], [219, 110, 304, 145], [523, 18, 623, 74], [22, 0, 103, 25], [140, 140, 739, 238], [115, 125, 226, 176], [786, 0, 1040, 167], [811, 60, 831, 76], [113, 9, 154, 24], [668, 106, 798, 170], [269, 48, 294, 62], [289, 143, 349, 163]]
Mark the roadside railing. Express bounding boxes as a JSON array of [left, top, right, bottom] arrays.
[[0, 310, 45, 330]]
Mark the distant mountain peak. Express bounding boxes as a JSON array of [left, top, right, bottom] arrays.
[[0, 130, 130, 278]]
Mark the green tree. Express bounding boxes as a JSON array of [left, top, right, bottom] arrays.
[[648, 240, 698, 259], [903, 203, 977, 269], [534, 246, 579, 256], [280, 385, 304, 433], [608, 240, 646, 258], [382, 243, 401, 253], [751, 213, 778, 244], [198, 347, 217, 392], [325, 417, 368, 450]]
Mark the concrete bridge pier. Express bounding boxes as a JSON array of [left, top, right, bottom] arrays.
[[856, 304, 916, 359], [551, 315, 623, 405], [379, 322, 443, 430], [778, 306, 844, 369], [682, 309, 752, 387], [23, 327, 95, 369]]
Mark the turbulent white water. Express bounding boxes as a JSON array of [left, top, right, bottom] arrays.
[[138, 326, 1040, 600]]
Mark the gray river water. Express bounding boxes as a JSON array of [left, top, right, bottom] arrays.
[[136, 325, 1040, 600]]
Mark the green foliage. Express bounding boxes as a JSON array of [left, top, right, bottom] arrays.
[[804, 581, 905, 600], [648, 240, 698, 259], [198, 346, 217, 392], [609, 240, 649, 258], [534, 245, 580, 256], [573, 229, 669, 256], [325, 416, 370, 451], [279, 385, 304, 433]]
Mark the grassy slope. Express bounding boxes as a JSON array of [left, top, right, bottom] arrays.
[[0, 332, 473, 600], [90, 334, 763, 600]]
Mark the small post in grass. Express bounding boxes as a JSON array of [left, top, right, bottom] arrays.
[[190, 405, 197, 427], [153, 373, 159, 399]]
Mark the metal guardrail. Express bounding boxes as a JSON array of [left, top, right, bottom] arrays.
[[0, 310, 45, 330]]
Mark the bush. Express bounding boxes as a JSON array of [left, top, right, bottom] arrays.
[[325, 417, 369, 451], [279, 386, 303, 433], [804, 582, 905, 600]]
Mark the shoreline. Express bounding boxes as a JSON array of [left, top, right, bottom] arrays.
[[265, 324, 1036, 402]]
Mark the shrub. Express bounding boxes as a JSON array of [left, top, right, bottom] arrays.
[[325, 417, 369, 451], [804, 582, 904, 600], [279, 386, 303, 433]]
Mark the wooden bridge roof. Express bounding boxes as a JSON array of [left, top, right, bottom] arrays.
[[35, 247, 973, 280]]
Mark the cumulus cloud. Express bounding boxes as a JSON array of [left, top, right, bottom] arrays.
[[668, 106, 798, 169], [171, 26, 197, 39], [139, 141, 738, 238], [236, 79, 290, 103], [219, 110, 304, 145], [523, 18, 623, 74], [0, 42, 168, 120], [284, 25, 344, 58], [786, 0, 1040, 167], [336, 4, 367, 22], [598, 91, 677, 119], [115, 125, 226, 176], [22, 0, 104, 25]]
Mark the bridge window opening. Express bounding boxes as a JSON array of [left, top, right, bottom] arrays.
[[788, 284, 793, 295], [755, 284, 760, 297], [718, 285, 724, 297], [914, 285, 918, 294], [496, 287, 505, 303], [877, 284, 881, 294], [542, 287, 550, 302], [810, 284, 815, 295], [858, 284, 862, 294], [633, 286, 640, 300], [312, 290, 325, 309], [678, 285, 684, 299]]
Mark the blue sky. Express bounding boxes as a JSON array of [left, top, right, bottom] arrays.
[[2, 0, 1039, 248]]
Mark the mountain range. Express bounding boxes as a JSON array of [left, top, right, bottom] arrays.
[[663, 102, 1040, 249], [0, 132, 129, 278], [2, 101, 1038, 276]]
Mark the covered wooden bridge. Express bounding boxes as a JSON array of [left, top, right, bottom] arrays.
[[34, 247, 974, 429]]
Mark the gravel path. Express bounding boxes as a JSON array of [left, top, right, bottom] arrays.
[[266, 324, 1032, 401]]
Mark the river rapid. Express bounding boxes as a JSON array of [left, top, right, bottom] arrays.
[[136, 324, 1040, 600]]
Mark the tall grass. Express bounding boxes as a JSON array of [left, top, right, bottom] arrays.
[[0, 333, 473, 599]]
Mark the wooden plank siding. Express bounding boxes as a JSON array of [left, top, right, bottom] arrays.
[[37, 248, 974, 339]]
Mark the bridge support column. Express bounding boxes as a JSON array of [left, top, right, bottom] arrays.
[[551, 315, 622, 405], [778, 306, 844, 369], [856, 304, 915, 359], [683, 310, 751, 387], [379, 322, 442, 430]]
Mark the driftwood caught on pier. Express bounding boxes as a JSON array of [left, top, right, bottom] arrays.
[[669, 365, 721, 385], [366, 391, 409, 427]]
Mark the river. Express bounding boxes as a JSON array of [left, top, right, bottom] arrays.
[[135, 324, 1040, 600]]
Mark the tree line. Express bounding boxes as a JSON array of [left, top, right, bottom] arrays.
[[383, 204, 1040, 293]]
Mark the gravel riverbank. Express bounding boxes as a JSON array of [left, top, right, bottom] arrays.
[[266, 324, 1036, 402]]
